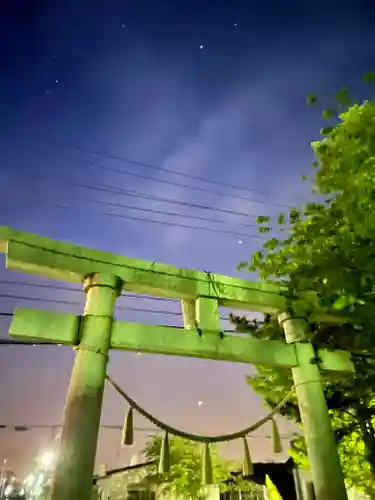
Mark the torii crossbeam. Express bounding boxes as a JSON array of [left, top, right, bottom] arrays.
[[0, 226, 352, 500]]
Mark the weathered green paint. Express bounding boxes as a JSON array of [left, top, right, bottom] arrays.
[[9, 308, 354, 373], [196, 298, 221, 331], [279, 314, 348, 500], [0, 226, 353, 323], [49, 274, 122, 500], [111, 322, 298, 367], [1, 226, 286, 312], [9, 308, 80, 344], [181, 299, 196, 329]]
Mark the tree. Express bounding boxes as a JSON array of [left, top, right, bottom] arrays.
[[233, 78, 375, 495], [142, 435, 257, 500]]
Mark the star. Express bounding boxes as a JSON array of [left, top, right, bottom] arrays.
[[233, 23, 239, 28], [238, 240, 243, 244], [52, 55, 56, 60], [55, 79, 59, 84], [199, 45, 204, 50], [121, 24, 125, 28], [197, 400, 203, 407], [45, 89, 50, 94]]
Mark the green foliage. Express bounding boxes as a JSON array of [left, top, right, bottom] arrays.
[[363, 72, 375, 83], [322, 108, 336, 120], [290, 411, 375, 497], [306, 93, 317, 106], [234, 78, 375, 494], [256, 215, 271, 224], [335, 87, 354, 106], [142, 435, 252, 500]]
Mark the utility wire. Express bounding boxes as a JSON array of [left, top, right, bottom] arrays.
[[9, 138, 294, 207], [1, 176, 281, 239], [0, 291, 235, 322], [0, 294, 184, 316], [0, 422, 294, 439], [6, 193, 263, 231], [3, 173, 275, 220], [0, 281, 175, 303], [3, 198, 267, 240]]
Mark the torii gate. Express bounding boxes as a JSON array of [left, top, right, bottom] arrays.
[[0, 226, 354, 500]]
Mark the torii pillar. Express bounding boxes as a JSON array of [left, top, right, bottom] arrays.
[[279, 314, 347, 500], [49, 273, 122, 500]]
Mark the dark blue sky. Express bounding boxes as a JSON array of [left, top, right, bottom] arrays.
[[1, 0, 375, 476]]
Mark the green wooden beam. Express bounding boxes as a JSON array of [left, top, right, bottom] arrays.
[[9, 308, 80, 344], [1, 225, 286, 312], [0, 226, 353, 322], [9, 308, 354, 372], [110, 321, 298, 368], [111, 323, 353, 372]]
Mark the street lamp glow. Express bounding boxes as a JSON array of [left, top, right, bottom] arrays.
[[24, 473, 35, 487], [39, 451, 56, 468]]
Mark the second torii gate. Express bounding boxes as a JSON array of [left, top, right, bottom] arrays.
[[0, 226, 354, 500]]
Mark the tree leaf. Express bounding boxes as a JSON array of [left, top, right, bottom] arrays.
[[332, 295, 349, 310], [363, 72, 375, 83], [256, 215, 271, 224], [320, 126, 335, 135], [237, 261, 248, 271], [335, 87, 352, 104], [322, 108, 336, 120], [307, 93, 317, 105], [289, 208, 300, 224], [277, 213, 286, 225], [264, 238, 279, 251]]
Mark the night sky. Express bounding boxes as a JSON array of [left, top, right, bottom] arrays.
[[1, 0, 375, 478]]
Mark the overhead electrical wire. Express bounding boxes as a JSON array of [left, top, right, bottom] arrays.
[[12, 194, 262, 230], [2, 170, 277, 220], [0, 280, 175, 302], [8, 137, 296, 207], [0, 421, 294, 440], [1, 170, 285, 240], [0, 286, 236, 323], [0, 293, 184, 316], [21, 200, 267, 240]]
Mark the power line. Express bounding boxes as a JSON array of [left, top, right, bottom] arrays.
[[0, 422, 295, 439], [9, 199, 267, 240], [3, 173, 273, 220], [0, 293, 183, 316], [1, 172, 280, 239], [0, 280, 177, 303], [0, 290, 234, 322], [87, 162, 286, 208], [11, 138, 292, 207], [72, 180, 272, 219], [13, 194, 263, 231]]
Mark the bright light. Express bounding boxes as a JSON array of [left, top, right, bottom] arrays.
[[24, 473, 35, 487], [39, 451, 56, 468], [4, 485, 13, 496], [37, 473, 45, 485]]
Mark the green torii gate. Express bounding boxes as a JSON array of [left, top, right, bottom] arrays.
[[0, 226, 354, 500]]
